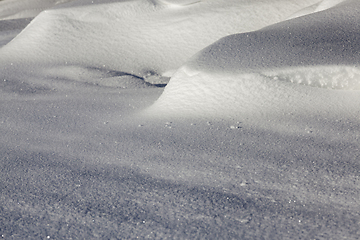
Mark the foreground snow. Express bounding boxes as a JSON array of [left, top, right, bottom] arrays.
[[1, 0, 360, 239]]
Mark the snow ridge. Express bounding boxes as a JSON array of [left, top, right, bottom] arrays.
[[0, 0, 319, 86], [148, 0, 360, 118]]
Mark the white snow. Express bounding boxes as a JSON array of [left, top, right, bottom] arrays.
[[1, 0, 360, 239], [0, 0, 318, 84], [0, 0, 76, 20], [149, 0, 360, 120], [288, 0, 347, 19], [315, 0, 347, 12]]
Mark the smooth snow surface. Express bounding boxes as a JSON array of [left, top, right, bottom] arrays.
[[149, 0, 360, 119], [1, 0, 360, 239], [154, 0, 202, 5], [0, 0, 76, 20], [0, 0, 318, 84], [315, 0, 347, 12]]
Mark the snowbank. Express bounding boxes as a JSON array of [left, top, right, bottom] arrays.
[[148, 0, 360, 122], [0, 0, 319, 86]]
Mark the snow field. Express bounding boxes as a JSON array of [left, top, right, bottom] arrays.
[[1, 0, 360, 239]]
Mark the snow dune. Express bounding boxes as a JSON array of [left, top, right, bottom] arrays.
[[0, 0, 318, 86], [149, 0, 360, 121]]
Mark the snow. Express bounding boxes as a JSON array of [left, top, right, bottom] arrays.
[[149, 0, 360, 119], [0, 0, 318, 83], [0, 0, 76, 20], [1, 0, 360, 239], [315, 0, 347, 12]]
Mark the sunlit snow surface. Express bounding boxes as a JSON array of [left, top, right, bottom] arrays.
[[1, 0, 360, 239], [150, 0, 360, 117], [0, 0, 318, 82]]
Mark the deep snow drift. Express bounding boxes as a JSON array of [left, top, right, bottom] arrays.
[[0, 0, 318, 84], [149, 0, 360, 119], [1, 0, 360, 239]]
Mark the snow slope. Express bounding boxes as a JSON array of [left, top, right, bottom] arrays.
[[149, 0, 360, 122], [0, 0, 76, 20], [1, 0, 360, 239], [0, 0, 319, 86]]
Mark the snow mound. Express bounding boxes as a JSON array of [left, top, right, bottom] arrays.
[[0, 0, 319, 86], [148, 0, 360, 118], [146, 66, 360, 119]]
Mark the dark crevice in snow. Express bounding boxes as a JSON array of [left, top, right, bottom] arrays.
[[38, 66, 168, 89], [75, 67, 169, 88]]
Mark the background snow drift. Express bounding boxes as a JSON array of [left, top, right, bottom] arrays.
[[1, 0, 360, 239]]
